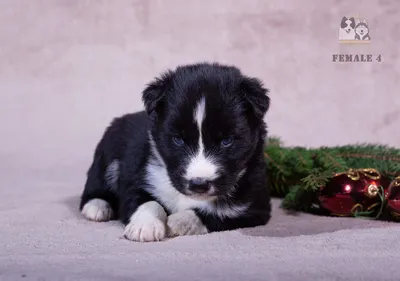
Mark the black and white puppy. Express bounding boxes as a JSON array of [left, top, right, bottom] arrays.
[[79, 62, 272, 242], [339, 16, 356, 40], [355, 18, 371, 40]]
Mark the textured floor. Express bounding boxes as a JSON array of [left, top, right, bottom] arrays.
[[1, 1, 400, 280]]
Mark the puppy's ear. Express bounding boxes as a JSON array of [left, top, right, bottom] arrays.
[[349, 17, 356, 28], [240, 76, 270, 120], [142, 70, 174, 116], [341, 17, 348, 28]]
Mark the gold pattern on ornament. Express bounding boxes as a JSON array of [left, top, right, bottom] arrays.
[[390, 211, 400, 219], [333, 168, 381, 181], [387, 175, 400, 194], [391, 176, 400, 187], [351, 203, 363, 214]]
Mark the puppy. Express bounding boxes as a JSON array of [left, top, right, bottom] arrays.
[[339, 16, 356, 40], [355, 18, 371, 40], [79, 62, 272, 242]]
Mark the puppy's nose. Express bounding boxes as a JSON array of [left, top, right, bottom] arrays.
[[188, 178, 210, 194]]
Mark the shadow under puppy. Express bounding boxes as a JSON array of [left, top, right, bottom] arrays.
[[79, 62, 272, 242]]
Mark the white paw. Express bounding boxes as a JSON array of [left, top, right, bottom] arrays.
[[167, 210, 208, 237], [123, 201, 167, 242], [81, 199, 113, 222], [124, 218, 166, 242]]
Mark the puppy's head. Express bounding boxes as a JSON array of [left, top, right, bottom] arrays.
[[341, 17, 355, 33], [142, 63, 270, 200], [355, 19, 369, 36]]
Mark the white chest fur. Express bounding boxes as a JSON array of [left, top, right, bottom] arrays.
[[145, 161, 250, 219], [145, 161, 213, 214]]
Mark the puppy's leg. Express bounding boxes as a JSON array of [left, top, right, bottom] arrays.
[[80, 154, 119, 222], [167, 204, 270, 237], [166, 208, 269, 237], [122, 200, 167, 242], [166, 210, 208, 237], [194, 206, 271, 233], [118, 185, 167, 242]]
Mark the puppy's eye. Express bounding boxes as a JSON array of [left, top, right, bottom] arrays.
[[172, 137, 184, 146], [221, 137, 233, 148]]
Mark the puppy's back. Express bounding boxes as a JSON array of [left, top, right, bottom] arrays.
[[99, 111, 149, 162]]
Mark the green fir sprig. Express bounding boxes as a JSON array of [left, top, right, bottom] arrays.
[[264, 136, 400, 212]]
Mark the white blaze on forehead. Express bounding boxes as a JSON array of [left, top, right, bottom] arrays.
[[185, 97, 218, 181], [194, 96, 206, 128]]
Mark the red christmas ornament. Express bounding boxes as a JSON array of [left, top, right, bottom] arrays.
[[386, 176, 400, 219], [318, 169, 391, 217]]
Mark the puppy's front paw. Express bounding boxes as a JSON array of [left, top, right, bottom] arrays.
[[123, 201, 167, 242], [123, 218, 166, 242], [167, 210, 208, 237]]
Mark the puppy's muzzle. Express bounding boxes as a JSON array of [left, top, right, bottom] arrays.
[[188, 177, 211, 194]]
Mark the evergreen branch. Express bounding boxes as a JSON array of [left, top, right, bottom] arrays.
[[264, 136, 400, 212]]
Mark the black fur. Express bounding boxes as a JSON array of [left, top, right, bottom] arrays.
[[80, 62, 272, 236]]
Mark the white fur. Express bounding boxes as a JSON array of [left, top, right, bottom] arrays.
[[339, 27, 355, 40], [146, 134, 249, 219], [123, 201, 167, 242], [184, 97, 219, 181], [167, 210, 208, 237], [339, 18, 355, 40], [81, 199, 113, 222]]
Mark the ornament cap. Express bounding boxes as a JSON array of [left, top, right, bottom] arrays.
[[366, 183, 379, 198]]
